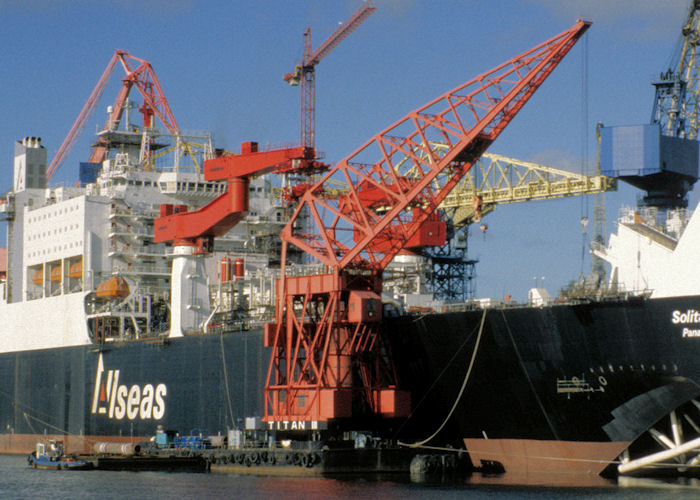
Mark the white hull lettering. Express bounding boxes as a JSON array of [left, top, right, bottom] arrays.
[[91, 354, 167, 421], [683, 328, 700, 338], [672, 309, 700, 324], [266, 420, 320, 431]]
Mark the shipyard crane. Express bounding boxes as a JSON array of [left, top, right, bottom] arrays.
[[602, 2, 700, 209], [425, 150, 616, 300], [46, 50, 179, 181], [152, 142, 316, 335], [284, 1, 376, 151], [288, 148, 617, 300], [653, 0, 700, 140], [264, 20, 591, 423]]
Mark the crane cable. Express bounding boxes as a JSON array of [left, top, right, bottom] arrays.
[[398, 308, 487, 448], [580, 30, 590, 277]]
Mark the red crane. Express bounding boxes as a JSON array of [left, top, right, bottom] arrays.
[[265, 20, 591, 423], [153, 142, 316, 252], [284, 1, 376, 151], [46, 50, 178, 181]]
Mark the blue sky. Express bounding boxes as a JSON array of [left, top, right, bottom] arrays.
[[0, 0, 693, 300]]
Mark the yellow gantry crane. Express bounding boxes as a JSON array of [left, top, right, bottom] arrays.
[[426, 150, 616, 300], [439, 152, 617, 230]]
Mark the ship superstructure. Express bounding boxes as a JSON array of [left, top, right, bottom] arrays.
[[0, 106, 293, 352]]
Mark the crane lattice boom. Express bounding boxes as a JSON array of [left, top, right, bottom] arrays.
[[46, 51, 179, 181], [281, 20, 591, 273], [678, 0, 700, 139]]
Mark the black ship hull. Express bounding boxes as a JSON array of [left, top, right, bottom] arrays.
[[386, 294, 700, 475], [2, 294, 700, 476], [0, 331, 269, 454]]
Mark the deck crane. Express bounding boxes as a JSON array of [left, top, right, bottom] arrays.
[[284, 1, 376, 153], [264, 20, 591, 423], [46, 50, 179, 181], [153, 142, 316, 335]]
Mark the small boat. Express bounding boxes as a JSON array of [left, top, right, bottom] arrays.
[[27, 440, 92, 470]]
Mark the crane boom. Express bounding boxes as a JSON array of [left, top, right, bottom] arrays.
[[307, 2, 376, 66], [154, 143, 315, 251], [678, 0, 700, 139], [45, 52, 120, 180], [47, 50, 179, 181], [281, 20, 591, 273]]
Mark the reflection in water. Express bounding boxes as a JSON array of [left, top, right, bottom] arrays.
[[3, 453, 700, 500]]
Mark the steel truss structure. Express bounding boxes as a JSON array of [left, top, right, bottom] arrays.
[[47, 51, 179, 181], [264, 20, 591, 422]]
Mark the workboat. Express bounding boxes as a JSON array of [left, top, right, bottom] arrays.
[[27, 440, 92, 470]]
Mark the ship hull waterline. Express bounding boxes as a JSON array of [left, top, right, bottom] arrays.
[[2, 294, 700, 479]]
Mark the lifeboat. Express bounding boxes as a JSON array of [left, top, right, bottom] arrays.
[[96, 276, 130, 299], [50, 265, 62, 282], [32, 269, 43, 285], [69, 260, 82, 279]]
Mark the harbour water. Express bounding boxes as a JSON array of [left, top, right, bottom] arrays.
[[5, 454, 700, 499]]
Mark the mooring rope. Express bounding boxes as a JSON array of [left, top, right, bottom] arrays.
[[219, 331, 237, 430], [399, 308, 487, 448], [500, 309, 560, 440]]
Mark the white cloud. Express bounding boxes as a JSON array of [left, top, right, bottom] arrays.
[[534, 0, 688, 40]]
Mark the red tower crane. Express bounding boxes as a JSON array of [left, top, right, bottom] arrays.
[[46, 50, 179, 181], [284, 1, 376, 151], [265, 20, 591, 423]]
